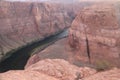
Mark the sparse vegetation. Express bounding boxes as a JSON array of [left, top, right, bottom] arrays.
[[95, 60, 112, 71]]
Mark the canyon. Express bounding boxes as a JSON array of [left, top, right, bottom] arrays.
[[0, 1, 73, 62], [0, 0, 120, 80], [0, 0, 94, 62]]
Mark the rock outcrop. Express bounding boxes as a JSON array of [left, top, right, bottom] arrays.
[[0, 59, 96, 80], [0, 70, 59, 80], [26, 59, 96, 80], [0, 59, 120, 80], [0, 1, 72, 61], [69, 3, 120, 68]]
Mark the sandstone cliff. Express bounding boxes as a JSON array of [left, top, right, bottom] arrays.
[[69, 3, 120, 68], [0, 1, 72, 61]]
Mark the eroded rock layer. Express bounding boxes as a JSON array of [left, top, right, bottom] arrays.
[[69, 4, 120, 68], [0, 1, 72, 61]]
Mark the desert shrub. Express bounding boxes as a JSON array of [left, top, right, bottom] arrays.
[[95, 60, 112, 71]]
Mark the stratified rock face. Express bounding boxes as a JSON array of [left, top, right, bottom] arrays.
[[69, 4, 120, 68], [0, 1, 72, 61], [83, 68, 120, 80], [0, 59, 96, 80]]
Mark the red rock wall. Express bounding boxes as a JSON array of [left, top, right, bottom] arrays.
[[0, 1, 72, 61], [69, 4, 120, 68]]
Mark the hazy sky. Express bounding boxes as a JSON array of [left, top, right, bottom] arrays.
[[4, 0, 120, 2], [79, 0, 120, 1], [5, 0, 48, 1]]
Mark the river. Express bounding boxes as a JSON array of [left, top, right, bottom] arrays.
[[0, 29, 68, 73]]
